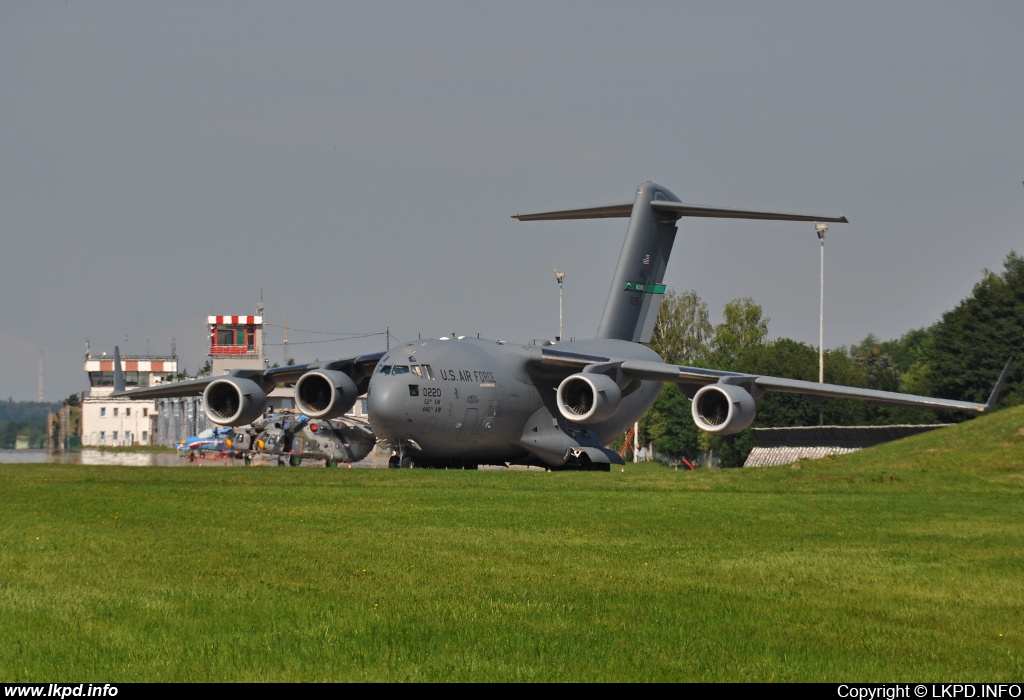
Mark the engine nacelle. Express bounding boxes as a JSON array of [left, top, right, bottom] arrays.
[[294, 370, 359, 420], [203, 377, 268, 426], [691, 383, 757, 435], [556, 373, 622, 424]]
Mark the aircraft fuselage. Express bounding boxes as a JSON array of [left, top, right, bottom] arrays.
[[367, 336, 662, 468]]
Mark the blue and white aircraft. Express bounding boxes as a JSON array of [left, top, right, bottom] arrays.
[[178, 426, 237, 454]]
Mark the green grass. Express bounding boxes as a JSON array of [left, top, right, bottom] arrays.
[[2, 408, 1023, 681]]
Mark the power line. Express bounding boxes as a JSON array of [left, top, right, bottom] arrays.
[[265, 334, 384, 347], [262, 322, 386, 338]]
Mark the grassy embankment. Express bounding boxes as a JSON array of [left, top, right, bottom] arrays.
[[2, 407, 1022, 681]]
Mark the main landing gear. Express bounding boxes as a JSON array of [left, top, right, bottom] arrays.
[[388, 454, 479, 469]]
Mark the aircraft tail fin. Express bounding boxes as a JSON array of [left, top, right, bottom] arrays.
[[515, 182, 847, 343], [113, 346, 126, 394]]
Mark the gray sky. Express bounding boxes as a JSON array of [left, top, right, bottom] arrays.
[[2, 1, 1022, 401]]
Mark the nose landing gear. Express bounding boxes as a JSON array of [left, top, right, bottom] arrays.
[[387, 454, 417, 468], [387, 440, 417, 468]]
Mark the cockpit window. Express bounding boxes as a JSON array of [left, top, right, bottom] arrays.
[[379, 364, 422, 377]]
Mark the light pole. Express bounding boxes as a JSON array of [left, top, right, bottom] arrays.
[[816, 222, 828, 385], [554, 267, 565, 342]]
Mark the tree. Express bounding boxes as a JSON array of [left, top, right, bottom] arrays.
[[847, 331, 939, 424], [710, 298, 769, 369], [926, 252, 1024, 410], [648, 289, 712, 365], [849, 328, 935, 392], [644, 384, 700, 460]]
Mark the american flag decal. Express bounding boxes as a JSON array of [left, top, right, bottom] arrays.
[[642, 254, 650, 265]]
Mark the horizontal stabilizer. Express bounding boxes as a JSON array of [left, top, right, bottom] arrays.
[[514, 200, 847, 223], [513, 204, 633, 221], [650, 201, 847, 223]]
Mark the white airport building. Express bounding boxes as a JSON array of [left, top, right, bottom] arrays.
[[80, 352, 177, 446]]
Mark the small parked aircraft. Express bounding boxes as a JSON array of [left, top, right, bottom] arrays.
[[178, 426, 236, 454], [244, 410, 376, 467]]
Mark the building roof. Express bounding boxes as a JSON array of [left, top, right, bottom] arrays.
[[743, 424, 949, 467]]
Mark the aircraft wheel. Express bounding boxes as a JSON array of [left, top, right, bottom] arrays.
[[289, 454, 302, 467], [400, 456, 416, 469], [326, 458, 338, 468], [388, 456, 400, 469]]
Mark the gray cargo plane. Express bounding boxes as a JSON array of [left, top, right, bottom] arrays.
[[113, 182, 1009, 470]]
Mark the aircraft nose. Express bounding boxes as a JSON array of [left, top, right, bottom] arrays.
[[367, 379, 406, 432]]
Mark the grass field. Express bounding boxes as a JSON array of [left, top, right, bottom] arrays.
[[2, 408, 1023, 682]]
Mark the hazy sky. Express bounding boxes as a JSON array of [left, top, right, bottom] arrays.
[[2, 1, 1022, 401]]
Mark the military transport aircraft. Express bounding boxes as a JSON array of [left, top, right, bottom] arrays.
[[113, 182, 1010, 470]]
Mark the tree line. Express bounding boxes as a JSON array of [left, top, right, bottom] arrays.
[[641, 252, 1024, 467], [0, 398, 64, 449]]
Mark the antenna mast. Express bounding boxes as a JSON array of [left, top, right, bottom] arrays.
[[283, 311, 289, 366]]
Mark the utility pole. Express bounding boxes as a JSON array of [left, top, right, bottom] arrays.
[[816, 222, 828, 426], [554, 267, 565, 342], [816, 222, 828, 384]]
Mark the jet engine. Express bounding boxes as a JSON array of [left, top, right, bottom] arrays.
[[691, 383, 757, 435], [203, 377, 268, 426], [294, 370, 359, 420], [556, 373, 622, 424]]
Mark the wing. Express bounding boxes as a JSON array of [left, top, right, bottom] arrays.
[[111, 347, 386, 400], [616, 359, 1010, 413], [110, 346, 386, 426], [530, 346, 1011, 434]]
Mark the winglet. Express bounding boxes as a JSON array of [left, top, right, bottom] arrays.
[[983, 358, 1013, 412], [113, 346, 126, 394]]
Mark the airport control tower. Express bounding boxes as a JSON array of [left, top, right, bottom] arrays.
[[208, 313, 265, 375], [206, 309, 293, 413]]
